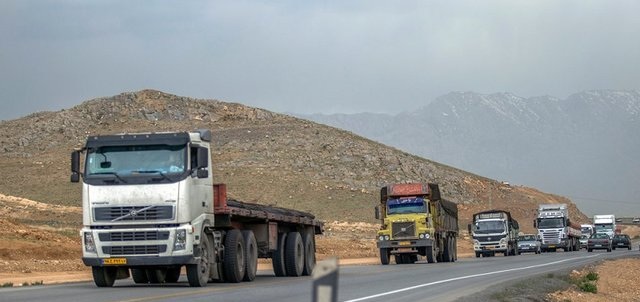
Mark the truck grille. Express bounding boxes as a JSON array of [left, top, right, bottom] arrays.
[[476, 236, 501, 243], [542, 231, 560, 244], [94, 206, 174, 222], [392, 222, 416, 239], [99, 231, 170, 242], [103, 245, 167, 255]]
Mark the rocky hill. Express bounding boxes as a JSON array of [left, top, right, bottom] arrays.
[[301, 90, 640, 216], [0, 89, 589, 230]]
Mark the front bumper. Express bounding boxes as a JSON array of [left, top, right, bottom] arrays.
[[377, 238, 432, 250], [83, 255, 197, 267]]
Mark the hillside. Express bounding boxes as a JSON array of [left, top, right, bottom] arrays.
[[0, 89, 589, 229]]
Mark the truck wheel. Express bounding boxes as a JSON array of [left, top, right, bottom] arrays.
[[272, 232, 287, 277], [442, 237, 451, 262], [242, 230, 258, 282], [92, 266, 116, 287], [394, 255, 402, 264], [131, 268, 148, 284], [165, 266, 181, 283], [453, 237, 458, 262], [426, 247, 435, 263], [187, 233, 211, 287], [223, 229, 246, 283], [146, 268, 167, 283], [410, 255, 418, 263], [302, 232, 316, 275], [379, 248, 390, 265], [475, 252, 480, 258], [285, 232, 304, 276]]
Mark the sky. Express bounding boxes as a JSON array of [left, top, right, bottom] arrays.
[[1, 1, 639, 121]]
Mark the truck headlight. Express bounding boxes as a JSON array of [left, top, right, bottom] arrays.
[[174, 229, 187, 251], [379, 235, 385, 241], [419, 233, 425, 239], [84, 232, 96, 253], [424, 234, 430, 239], [385, 235, 390, 240]]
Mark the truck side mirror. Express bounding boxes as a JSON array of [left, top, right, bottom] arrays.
[[467, 224, 471, 233], [196, 147, 209, 178], [375, 206, 380, 220], [533, 219, 537, 228], [566, 218, 571, 226], [71, 151, 80, 183]]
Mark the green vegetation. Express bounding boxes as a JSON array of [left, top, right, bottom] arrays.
[[1, 282, 13, 288], [575, 271, 598, 294]]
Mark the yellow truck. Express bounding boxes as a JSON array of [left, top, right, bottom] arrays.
[[375, 183, 459, 264]]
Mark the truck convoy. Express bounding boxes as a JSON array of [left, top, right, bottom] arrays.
[[375, 183, 458, 265], [534, 204, 581, 252], [71, 129, 323, 287], [593, 214, 616, 238], [468, 210, 520, 257]]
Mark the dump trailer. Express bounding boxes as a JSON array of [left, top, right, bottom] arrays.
[[534, 204, 581, 252], [71, 129, 323, 287], [468, 210, 520, 257], [375, 183, 458, 265]]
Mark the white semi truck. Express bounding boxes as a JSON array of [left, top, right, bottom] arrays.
[[534, 204, 581, 252], [71, 129, 323, 287], [593, 214, 616, 238]]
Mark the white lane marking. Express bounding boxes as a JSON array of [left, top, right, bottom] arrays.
[[344, 254, 600, 302]]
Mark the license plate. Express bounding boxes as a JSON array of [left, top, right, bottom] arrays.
[[103, 258, 127, 265], [399, 241, 411, 246], [548, 245, 555, 248], [617, 243, 624, 246], [594, 244, 602, 247], [484, 246, 494, 250]]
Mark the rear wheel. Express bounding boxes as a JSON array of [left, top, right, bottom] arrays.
[[165, 266, 181, 283], [475, 252, 480, 258], [426, 247, 435, 263], [272, 232, 287, 277], [131, 268, 148, 284], [187, 233, 211, 287], [242, 230, 258, 282], [223, 229, 245, 283], [92, 266, 116, 287], [285, 232, 304, 276], [302, 232, 316, 275], [379, 248, 390, 265], [442, 237, 452, 262], [146, 268, 167, 284]]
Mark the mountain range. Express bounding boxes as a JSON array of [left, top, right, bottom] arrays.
[[299, 90, 640, 217]]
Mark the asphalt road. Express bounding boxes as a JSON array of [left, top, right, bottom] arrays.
[[1, 249, 637, 302]]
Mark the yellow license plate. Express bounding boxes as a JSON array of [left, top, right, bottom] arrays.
[[485, 246, 494, 250], [103, 258, 127, 265], [399, 241, 411, 246], [548, 245, 556, 248]]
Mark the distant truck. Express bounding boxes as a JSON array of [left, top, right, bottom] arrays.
[[468, 210, 520, 257], [71, 129, 323, 287], [534, 204, 581, 252], [375, 183, 459, 264], [593, 214, 616, 239], [580, 224, 595, 249]]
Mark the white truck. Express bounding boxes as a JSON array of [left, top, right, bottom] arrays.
[[468, 210, 520, 257], [593, 214, 616, 239], [579, 224, 595, 249], [71, 129, 323, 287], [534, 204, 581, 252]]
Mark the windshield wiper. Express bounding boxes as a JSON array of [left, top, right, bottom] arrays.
[[132, 170, 177, 182], [92, 172, 128, 183]]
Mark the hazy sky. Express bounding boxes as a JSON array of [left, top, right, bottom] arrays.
[[1, 1, 639, 121]]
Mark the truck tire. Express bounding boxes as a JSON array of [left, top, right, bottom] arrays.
[[442, 237, 452, 262], [379, 248, 390, 265], [146, 268, 167, 284], [131, 268, 148, 284], [410, 255, 418, 263], [187, 233, 211, 287], [92, 266, 116, 287], [426, 247, 435, 263], [223, 229, 246, 283], [165, 266, 181, 283], [242, 230, 258, 282], [453, 237, 458, 261], [285, 232, 304, 277], [475, 252, 480, 258], [302, 232, 316, 275], [272, 232, 287, 277]]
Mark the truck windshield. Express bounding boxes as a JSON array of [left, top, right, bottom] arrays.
[[473, 221, 505, 234], [537, 218, 564, 228], [86, 145, 187, 176], [594, 224, 613, 232], [387, 197, 426, 215]]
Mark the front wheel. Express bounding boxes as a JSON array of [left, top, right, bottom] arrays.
[[92, 266, 116, 287], [187, 233, 211, 287], [379, 248, 390, 265]]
